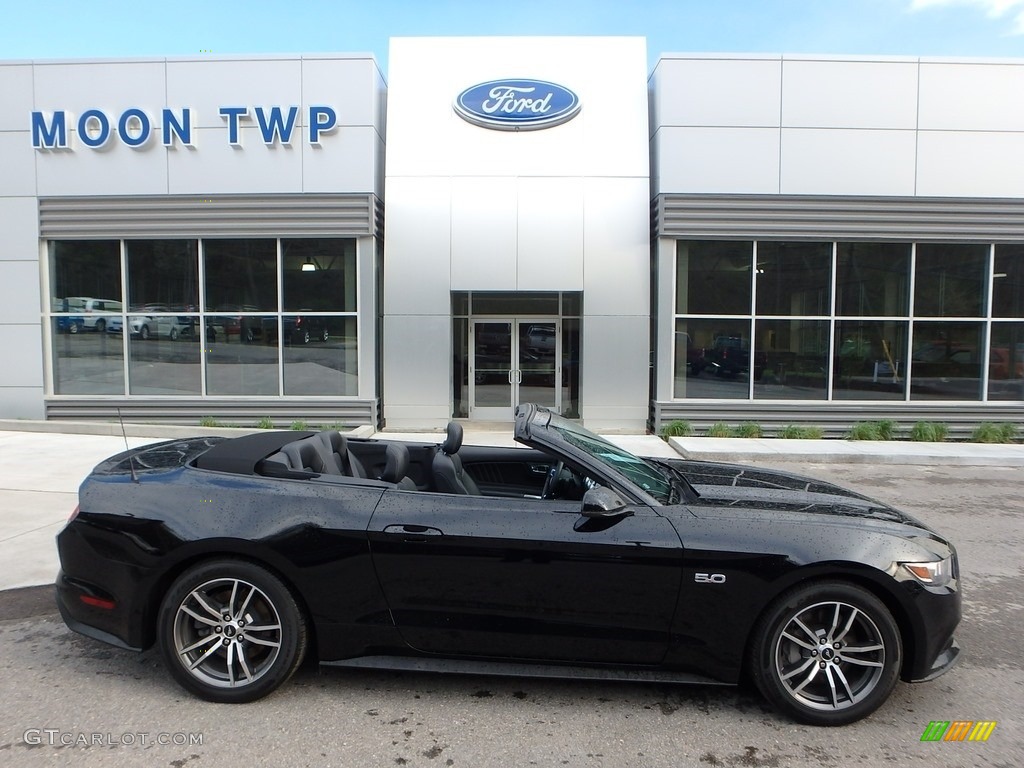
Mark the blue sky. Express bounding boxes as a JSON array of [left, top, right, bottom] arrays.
[[1, 0, 1022, 74]]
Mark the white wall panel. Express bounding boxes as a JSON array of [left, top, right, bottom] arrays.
[[781, 128, 917, 196], [517, 177, 584, 291], [167, 126, 301, 194], [0, 132, 36, 196], [382, 177, 451, 316], [0, 64, 33, 131], [0, 197, 40, 261], [382, 314, 450, 409], [580, 314, 649, 429], [651, 57, 782, 129], [0, 387, 44, 419], [917, 131, 1024, 197], [919, 63, 1024, 131], [0, 324, 43, 387], [450, 178, 517, 291], [300, 57, 383, 128], [36, 139, 169, 196], [32, 61, 166, 118], [302, 125, 379, 194], [583, 177, 650, 316], [166, 59, 303, 129], [655, 126, 780, 194], [0, 262, 42, 323], [782, 60, 918, 129]]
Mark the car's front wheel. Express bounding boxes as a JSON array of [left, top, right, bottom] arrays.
[[748, 581, 901, 726], [157, 559, 308, 703]]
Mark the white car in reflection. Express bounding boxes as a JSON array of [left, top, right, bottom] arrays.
[[126, 306, 191, 341]]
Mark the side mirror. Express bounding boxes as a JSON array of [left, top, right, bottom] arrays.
[[581, 487, 632, 518]]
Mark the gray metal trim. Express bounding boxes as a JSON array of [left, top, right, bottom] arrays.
[[654, 194, 1024, 242], [39, 194, 379, 239], [652, 400, 1024, 440], [44, 397, 378, 427]]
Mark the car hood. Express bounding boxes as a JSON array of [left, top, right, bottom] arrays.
[[663, 458, 931, 530]]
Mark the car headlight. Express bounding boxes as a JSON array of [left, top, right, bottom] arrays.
[[899, 556, 954, 587]]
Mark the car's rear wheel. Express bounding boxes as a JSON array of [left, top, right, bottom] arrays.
[[140, 325, 150, 340], [170, 327, 179, 341], [748, 581, 901, 726], [157, 559, 307, 703]]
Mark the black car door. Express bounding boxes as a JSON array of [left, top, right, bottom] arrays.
[[367, 489, 682, 664]]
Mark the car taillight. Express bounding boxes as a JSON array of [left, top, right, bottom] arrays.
[[79, 594, 116, 610], [69, 504, 80, 522]]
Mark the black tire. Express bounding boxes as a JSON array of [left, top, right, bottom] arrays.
[[300, 330, 310, 344], [95, 318, 106, 333], [244, 327, 254, 343], [748, 581, 901, 726], [140, 325, 150, 340], [69, 322, 79, 334], [321, 328, 329, 342], [157, 559, 308, 703], [170, 326, 179, 341]]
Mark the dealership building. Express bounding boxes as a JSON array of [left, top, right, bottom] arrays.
[[1, 38, 1022, 432]]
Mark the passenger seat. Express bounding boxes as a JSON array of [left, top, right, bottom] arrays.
[[317, 431, 368, 477]]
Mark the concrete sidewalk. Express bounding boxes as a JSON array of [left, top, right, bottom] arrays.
[[2, 423, 1022, 592]]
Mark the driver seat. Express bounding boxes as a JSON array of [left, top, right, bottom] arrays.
[[431, 422, 481, 495]]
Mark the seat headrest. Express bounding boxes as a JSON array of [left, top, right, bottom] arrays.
[[380, 442, 410, 484], [319, 430, 346, 454], [282, 439, 325, 473], [441, 421, 463, 455]]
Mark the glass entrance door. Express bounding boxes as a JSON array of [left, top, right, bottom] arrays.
[[470, 319, 559, 420]]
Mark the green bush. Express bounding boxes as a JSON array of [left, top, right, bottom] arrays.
[[660, 420, 693, 438], [735, 423, 764, 439], [910, 421, 948, 442], [256, 416, 275, 429], [705, 422, 734, 438], [876, 420, 897, 440], [198, 416, 222, 428], [777, 425, 824, 440], [290, 420, 309, 431], [847, 420, 898, 441], [847, 422, 879, 441], [971, 422, 1017, 443]]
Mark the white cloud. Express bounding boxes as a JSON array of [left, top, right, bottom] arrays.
[[910, 0, 1024, 34]]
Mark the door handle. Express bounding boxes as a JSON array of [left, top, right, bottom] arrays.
[[514, 369, 522, 384], [382, 524, 444, 540]]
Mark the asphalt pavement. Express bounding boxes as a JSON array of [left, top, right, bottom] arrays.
[[1, 419, 1023, 591]]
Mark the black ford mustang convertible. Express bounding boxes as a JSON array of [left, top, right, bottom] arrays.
[[56, 404, 960, 725]]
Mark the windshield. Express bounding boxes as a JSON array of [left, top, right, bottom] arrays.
[[543, 414, 673, 503]]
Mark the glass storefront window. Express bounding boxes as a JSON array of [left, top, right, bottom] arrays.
[[49, 240, 125, 394], [756, 242, 832, 316], [127, 240, 198, 310], [910, 321, 984, 400], [205, 314, 279, 396], [914, 244, 988, 318], [282, 239, 356, 312], [204, 239, 277, 312], [836, 243, 910, 317], [561, 318, 581, 418], [832, 320, 908, 400], [988, 322, 1024, 401], [51, 318, 125, 394], [283, 316, 358, 396], [452, 317, 469, 417], [753, 319, 829, 400], [993, 245, 1024, 319], [674, 318, 752, 399], [675, 241, 752, 315], [127, 315, 201, 395]]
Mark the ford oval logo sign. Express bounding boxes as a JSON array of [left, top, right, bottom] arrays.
[[454, 79, 581, 131]]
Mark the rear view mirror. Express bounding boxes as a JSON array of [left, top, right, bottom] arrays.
[[581, 487, 632, 518]]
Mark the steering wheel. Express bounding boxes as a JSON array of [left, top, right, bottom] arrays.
[[541, 461, 564, 500]]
